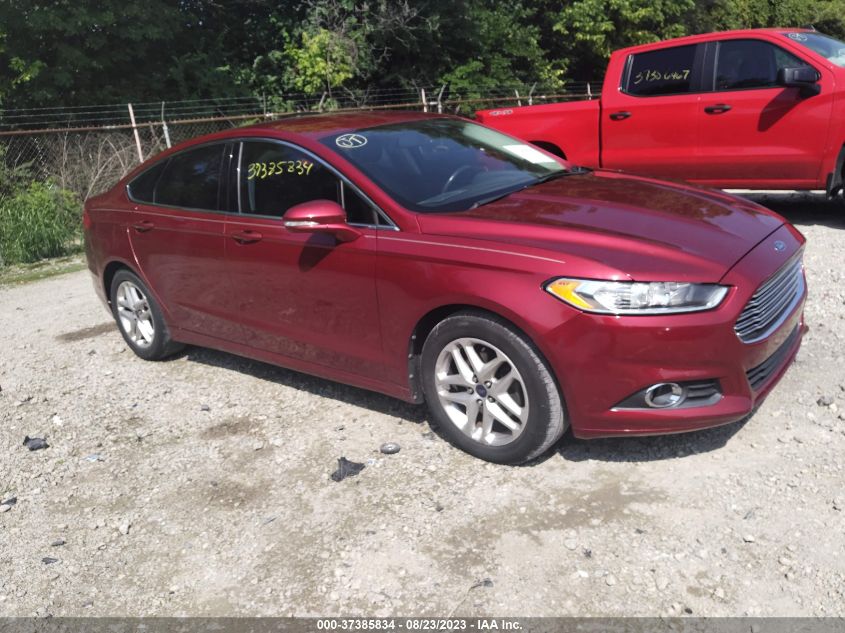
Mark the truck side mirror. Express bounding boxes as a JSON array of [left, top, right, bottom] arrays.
[[777, 66, 821, 97]]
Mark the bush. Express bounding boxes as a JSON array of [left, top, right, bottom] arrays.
[[0, 182, 82, 266]]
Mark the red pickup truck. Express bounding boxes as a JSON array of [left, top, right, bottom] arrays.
[[477, 28, 845, 195]]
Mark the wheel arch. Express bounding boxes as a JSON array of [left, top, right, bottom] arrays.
[[406, 302, 561, 406], [102, 259, 135, 306], [101, 259, 171, 325], [826, 143, 845, 198]]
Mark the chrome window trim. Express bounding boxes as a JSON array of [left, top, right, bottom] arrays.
[[235, 141, 243, 214], [125, 137, 400, 231], [711, 38, 820, 95]]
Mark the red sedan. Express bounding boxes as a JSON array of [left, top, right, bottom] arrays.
[[84, 112, 806, 463]]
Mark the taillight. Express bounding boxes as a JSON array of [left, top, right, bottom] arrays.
[[82, 204, 92, 230]]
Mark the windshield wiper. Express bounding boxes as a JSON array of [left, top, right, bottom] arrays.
[[470, 167, 589, 209], [535, 165, 592, 183], [470, 187, 528, 209]]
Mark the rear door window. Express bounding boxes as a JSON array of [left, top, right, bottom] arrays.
[[155, 144, 227, 211], [625, 44, 699, 96]]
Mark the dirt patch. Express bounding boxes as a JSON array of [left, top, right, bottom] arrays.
[[200, 416, 262, 440], [56, 322, 114, 342]]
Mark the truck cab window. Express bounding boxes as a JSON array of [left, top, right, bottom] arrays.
[[716, 39, 810, 91], [626, 45, 698, 96]]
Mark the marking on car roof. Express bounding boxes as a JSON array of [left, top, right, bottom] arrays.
[[335, 133, 368, 149]]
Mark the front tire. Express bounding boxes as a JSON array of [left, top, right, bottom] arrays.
[[109, 269, 183, 361], [421, 310, 566, 464]]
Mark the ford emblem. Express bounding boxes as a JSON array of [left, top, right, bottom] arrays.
[[773, 240, 786, 252]]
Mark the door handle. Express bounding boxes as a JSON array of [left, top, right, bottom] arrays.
[[131, 220, 154, 233], [704, 104, 732, 114], [231, 230, 263, 244], [609, 111, 631, 121]]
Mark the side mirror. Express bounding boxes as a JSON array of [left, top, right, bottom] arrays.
[[777, 66, 821, 96], [283, 199, 361, 243]]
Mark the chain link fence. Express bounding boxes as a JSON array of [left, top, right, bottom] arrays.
[[0, 82, 599, 267], [1, 119, 236, 201]]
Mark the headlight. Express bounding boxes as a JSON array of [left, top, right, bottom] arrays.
[[545, 278, 728, 315]]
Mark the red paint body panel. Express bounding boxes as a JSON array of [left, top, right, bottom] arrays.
[[222, 216, 386, 381], [478, 28, 845, 191], [129, 205, 236, 339], [481, 100, 602, 168], [598, 47, 701, 179], [84, 111, 806, 440]]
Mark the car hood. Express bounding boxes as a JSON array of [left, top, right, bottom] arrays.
[[416, 170, 785, 282]]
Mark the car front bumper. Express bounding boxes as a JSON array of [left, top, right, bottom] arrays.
[[545, 224, 806, 438]]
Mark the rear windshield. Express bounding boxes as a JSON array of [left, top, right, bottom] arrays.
[[319, 118, 566, 213], [783, 32, 845, 67]]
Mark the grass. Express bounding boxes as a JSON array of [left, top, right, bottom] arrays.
[[0, 182, 82, 266], [0, 253, 87, 286]]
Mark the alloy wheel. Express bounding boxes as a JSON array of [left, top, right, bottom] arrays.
[[115, 280, 155, 349], [434, 337, 530, 446]]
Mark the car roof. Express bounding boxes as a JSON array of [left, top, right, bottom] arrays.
[[243, 110, 442, 140], [120, 110, 453, 184]]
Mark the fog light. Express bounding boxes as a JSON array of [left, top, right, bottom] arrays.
[[644, 383, 686, 408]]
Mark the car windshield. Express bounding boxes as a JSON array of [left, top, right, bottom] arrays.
[[319, 118, 567, 213], [783, 31, 845, 67]]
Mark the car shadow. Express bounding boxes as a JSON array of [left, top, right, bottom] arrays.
[[550, 415, 750, 464], [741, 192, 845, 230], [183, 345, 754, 465], [182, 346, 428, 424]]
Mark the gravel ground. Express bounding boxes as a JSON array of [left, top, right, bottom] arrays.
[[1, 193, 844, 618]]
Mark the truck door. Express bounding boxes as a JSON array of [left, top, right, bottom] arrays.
[[600, 43, 705, 180], [696, 37, 832, 188]]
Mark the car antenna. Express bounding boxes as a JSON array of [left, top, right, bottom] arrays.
[[801, 24, 816, 31]]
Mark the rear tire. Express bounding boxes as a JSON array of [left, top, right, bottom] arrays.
[[421, 310, 566, 464], [109, 269, 183, 361]]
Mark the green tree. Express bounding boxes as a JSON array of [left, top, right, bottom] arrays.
[[4, 0, 845, 113], [441, 0, 565, 95], [0, 21, 44, 107], [285, 28, 357, 96], [0, 1, 269, 108], [690, 0, 845, 38], [552, 0, 694, 80]]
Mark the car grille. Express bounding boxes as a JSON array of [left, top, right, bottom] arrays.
[[735, 254, 804, 344], [745, 325, 800, 392]]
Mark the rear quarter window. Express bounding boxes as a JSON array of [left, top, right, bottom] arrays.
[[127, 161, 167, 203]]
